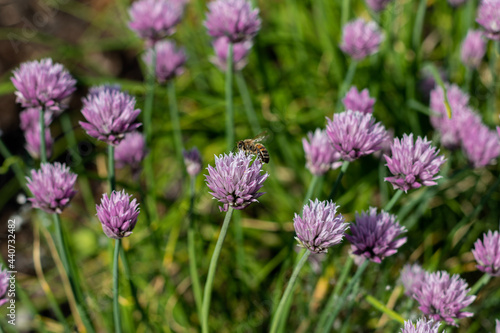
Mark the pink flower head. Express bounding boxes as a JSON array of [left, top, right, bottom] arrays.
[[302, 128, 342, 176], [24, 125, 53, 160], [183, 147, 203, 177], [0, 266, 9, 307], [472, 230, 500, 276], [96, 190, 140, 239], [342, 86, 375, 114], [143, 40, 187, 83], [128, 0, 183, 45], [19, 107, 52, 131], [293, 199, 349, 253], [205, 151, 268, 212], [461, 30, 487, 68], [326, 110, 389, 162], [205, 0, 261, 43], [384, 134, 446, 192], [114, 131, 148, 174], [400, 318, 441, 333], [461, 122, 500, 168], [365, 0, 393, 12], [476, 0, 500, 40], [345, 207, 406, 263], [11, 58, 76, 113], [26, 162, 77, 214], [413, 271, 475, 326], [340, 18, 383, 60], [80, 87, 142, 145], [211, 36, 253, 72], [400, 263, 426, 297]]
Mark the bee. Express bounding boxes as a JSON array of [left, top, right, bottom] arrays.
[[236, 131, 270, 163]]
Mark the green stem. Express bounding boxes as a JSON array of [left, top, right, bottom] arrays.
[[168, 80, 184, 167], [113, 239, 122, 333], [235, 71, 261, 135], [383, 189, 403, 212], [144, 46, 157, 145], [303, 175, 321, 208], [53, 214, 95, 333], [144, 45, 159, 224], [119, 247, 151, 329], [364, 294, 405, 324], [335, 62, 357, 112], [225, 42, 234, 151], [317, 256, 353, 331], [187, 176, 203, 318], [464, 67, 472, 93], [489, 41, 498, 117], [328, 161, 349, 200], [412, 0, 427, 60], [201, 207, 234, 333], [108, 145, 115, 192], [318, 260, 369, 333], [469, 273, 491, 295], [269, 250, 310, 333], [39, 107, 47, 163], [341, 0, 350, 27]]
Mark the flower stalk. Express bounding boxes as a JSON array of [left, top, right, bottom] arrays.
[[269, 250, 311, 333], [202, 206, 234, 333], [318, 260, 370, 333], [113, 239, 122, 333], [187, 176, 203, 319]]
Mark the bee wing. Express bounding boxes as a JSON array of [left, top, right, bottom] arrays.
[[252, 130, 269, 142]]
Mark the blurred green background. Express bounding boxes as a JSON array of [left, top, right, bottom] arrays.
[[0, 0, 499, 331]]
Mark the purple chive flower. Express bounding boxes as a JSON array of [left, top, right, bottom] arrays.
[[114, 132, 148, 175], [448, 0, 468, 6], [19, 107, 52, 131], [326, 110, 389, 162], [365, 0, 393, 12], [461, 30, 487, 68], [211, 36, 253, 72], [143, 40, 187, 83], [302, 129, 342, 176], [88, 84, 122, 97], [462, 122, 500, 168], [0, 266, 9, 307], [384, 134, 446, 192], [413, 271, 475, 325], [205, 151, 268, 212], [496, 319, 500, 333], [183, 147, 203, 177], [205, 0, 261, 43], [400, 318, 441, 333], [96, 190, 140, 239], [345, 207, 407, 263], [476, 0, 500, 40], [24, 126, 53, 160], [400, 263, 426, 297], [429, 84, 480, 149], [80, 88, 141, 145], [128, 0, 183, 45], [293, 199, 349, 254], [472, 230, 500, 276], [340, 18, 383, 60], [11, 58, 76, 113], [26, 162, 77, 214], [342, 86, 375, 114]]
